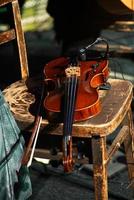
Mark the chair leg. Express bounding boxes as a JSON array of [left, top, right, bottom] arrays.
[[124, 109, 134, 188], [91, 136, 108, 200]]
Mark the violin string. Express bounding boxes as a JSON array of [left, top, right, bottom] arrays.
[[64, 77, 73, 135], [68, 76, 78, 134], [65, 77, 71, 136], [63, 75, 72, 159], [68, 75, 74, 135], [63, 76, 71, 136], [63, 72, 78, 162], [63, 74, 77, 134]]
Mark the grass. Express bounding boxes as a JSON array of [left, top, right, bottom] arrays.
[[21, 0, 53, 32], [0, 0, 53, 32]]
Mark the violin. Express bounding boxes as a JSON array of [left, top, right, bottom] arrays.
[[43, 56, 109, 122], [43, 38, 110, 172]]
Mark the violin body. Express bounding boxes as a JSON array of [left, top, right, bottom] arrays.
[[44, 56, 109, 122]]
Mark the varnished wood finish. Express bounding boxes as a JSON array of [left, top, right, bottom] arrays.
[[44, 57, 110, 122], [0, 0, 29, 79]]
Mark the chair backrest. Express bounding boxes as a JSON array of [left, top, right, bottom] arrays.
[[0, 0, 29, 80]]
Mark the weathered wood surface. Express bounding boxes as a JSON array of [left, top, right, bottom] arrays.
[[123, 110, 134, 187], [12, 0, 29, 79], [0, 29, 15, 44], [106, 125, 129, 164], [3, 78, 133, 137], [92, 136, 108, 200], [0, 0, 13, 7], [0, 0, 29, 79]]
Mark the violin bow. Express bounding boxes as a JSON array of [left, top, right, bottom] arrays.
[[27, 116, 42, 167], [21, 80, 45, 167], [21, 115, 42, 166]]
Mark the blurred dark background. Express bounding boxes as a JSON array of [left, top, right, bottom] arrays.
[[0, 0, 134, 88]]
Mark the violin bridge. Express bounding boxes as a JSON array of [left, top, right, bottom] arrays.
[[65, 66, 80, 77]]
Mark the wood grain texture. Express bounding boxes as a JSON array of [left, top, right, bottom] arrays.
[[0, 29, 15, 44], [0, 0, 29, 79], [3, 78, 133, 137]]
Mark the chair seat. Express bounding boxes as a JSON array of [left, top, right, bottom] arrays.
[[3, 78, 133, 137]]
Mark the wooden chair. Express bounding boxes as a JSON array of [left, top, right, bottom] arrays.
[[3, 78, 134, 200], [1, 1, 134, 200], [0, 0, 29, 80]]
